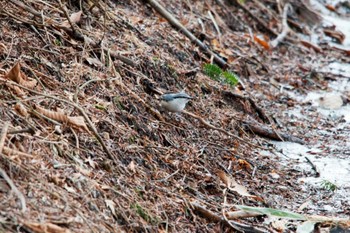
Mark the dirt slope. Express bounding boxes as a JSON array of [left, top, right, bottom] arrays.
[[0, 0, 349, 232]]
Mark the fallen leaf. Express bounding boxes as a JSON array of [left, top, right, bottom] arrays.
[[64, 184, 76, 193], [23, 221, 71, 233], [217, 170, 264, 202], [300, 40, 322, 53], [254, 35, 270, 50], [5, 63, 37, 89], [61, 11, 82, 28], [324, 28, 345, 44], [34, 105, 89, 132], [217, 170, 231, 187], [14, 103, 29, 117], [128, 160, 136, 173], [105, 199, 116, 216]]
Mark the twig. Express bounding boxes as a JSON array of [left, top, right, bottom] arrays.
[[144, 0, 227, 68], [0, 78, 117, 164], [182, 110, 264, 149], [0, 122, 27, 212], [243, 120, 304, 144], [73, 78, 119, 103], [305, 156, 320, 177], [190, 201, 267, 233], [153, 169, 179, 182], [233, 0, 277, 36], [0, 168, 27, 213], [270, 3, 292, 48], [8, 128, 35, 135], [57, 0, 76, 33], [221, 91, 270, 124], [9, 0, 136, 66], [0, 122, 10, 153], [207, 10, 221, 38], [3, 147, 35, 158], [225, 210, 262, 219], [105, 47, 137, 67], [109, 62, 165, 121]]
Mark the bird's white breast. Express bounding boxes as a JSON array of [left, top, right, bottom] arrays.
[[161, 98, 190, 112]]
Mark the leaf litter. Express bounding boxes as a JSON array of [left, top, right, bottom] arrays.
[[0, 0, 349, 232]]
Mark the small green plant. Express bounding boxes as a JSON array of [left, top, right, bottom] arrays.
[[203, 63, 239, 86], [95, 104, 106, 111], [113, 96, 124, 110], [321, 180, 337, 191], [131, 203, 159, 224]]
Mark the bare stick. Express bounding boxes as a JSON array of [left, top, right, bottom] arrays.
[[0, 168, 27, 212], [144, 0, 227, 68], [270, 4, 292, 48], [225, 210, 262, 219], [182, 110, 264, 149], [305, 156, 320, 177], [0, 122, 10, 153], [0, 122, 27, 212]]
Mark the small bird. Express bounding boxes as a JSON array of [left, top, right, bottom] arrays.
[[160, 91, 192, 112]]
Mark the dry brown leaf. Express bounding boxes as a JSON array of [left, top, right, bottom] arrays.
[[5, 63, 37, 88], [325, 4, 336, 12], [128, 160, 136, 173], [300, 40, 322, 53], [14, 103, 29, 117], [105, 199, 116, 216], [69, 11, 82, 24], [324, 28, 345, 44], [61, 11, 82, 28], [231, 179, 264, 202], [10, 84, 26, 97], [23, 221, 72, 233], [6, 62, 22, 83], [34, 105, 89, 132], [64, 184, 75, 193], [211, 38, 221, 51], [230, 179, 251, 196], [217, 170, 264, 202], [217, 170, 231, 187], [85, 57, 104, 68], [3, 146, 35, 158], [34, 105, 69, 123], [238, 159, 252, 170], [67, 116, 89, 132]]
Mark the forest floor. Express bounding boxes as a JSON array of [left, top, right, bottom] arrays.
[[0, 0, 349, 232]]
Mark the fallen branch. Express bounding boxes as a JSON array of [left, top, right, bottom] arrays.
[[144, 0, 227, 68], [243, 120, 304, 144], [221, 91, 270, 124], [183, 110, 264, 149]]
